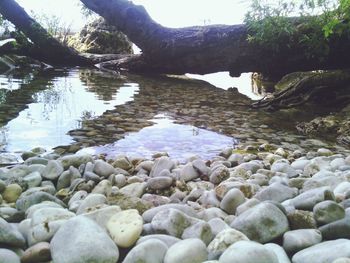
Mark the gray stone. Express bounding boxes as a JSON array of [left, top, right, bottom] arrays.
[[313, 200, 345, 225], [182, 221, 213, 245], [27, 207, 75, 245], [136, 234, 180, 247], [264, 243, 291, 263], [91, 180, 112, 196], [164, 238, 208, 263], [236, 198, 260, 215], [59, 154, 93, 170], [319, 218, 350, 239], [42, 160, 63, 180], [16, 191, 65, 212], [208, 218, 230, 236], [76, 193, 107, 215], [220, 188, 245, 214], [123, 239, 167, 263], [149, 157, 175, 178], [255, 183, 298, 203], [50, 216, 119, 263], [271, 161, 298, 178], [93, 160, 115, 178], [147, 176, 173, 190], [283, 229, 322, 254], [219, 240, 278, 263], [0, 217, 25, 247], [119, 182, 147, 198], [192, 159, 210, 176], [0, 249, 21, 263], [25, 201, 64, 218], [180, 163, 200, 182], [207, 228, 249, 260], [0, 207, 24, 222], [231, 202, 289, 243], [81, 205, 121, 228], [151, 208, 193, 237], [291, 159, 310, 170], [286, 187, 335, 211], [57, 166, 81, 190], [23, 172, 42, 188], [292, 239, 350, 263], [142, 203, 198, 223]]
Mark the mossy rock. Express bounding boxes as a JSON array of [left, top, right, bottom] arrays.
[[68, 18, 133, 54], [107, 192, 153, 214]]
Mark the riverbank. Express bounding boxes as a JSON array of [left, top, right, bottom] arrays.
[[0, 141, 350, 262]]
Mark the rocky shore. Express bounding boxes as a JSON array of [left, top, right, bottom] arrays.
[[0, 143, 350, 263]]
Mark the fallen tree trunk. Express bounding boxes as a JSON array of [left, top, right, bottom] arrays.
[[81, 0, 350, 76], [0, 0, 92, 66]]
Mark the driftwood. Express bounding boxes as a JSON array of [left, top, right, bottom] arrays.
[[251, 70, 350, 110]]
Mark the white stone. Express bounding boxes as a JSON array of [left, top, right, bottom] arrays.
[[106, 209, 143, 248], [164, 238, 208, 263]]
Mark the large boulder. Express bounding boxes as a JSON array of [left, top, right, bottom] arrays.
[[50, 216, 119, 263], [68, 18, 132, 54], [231, 202, 289, 243]]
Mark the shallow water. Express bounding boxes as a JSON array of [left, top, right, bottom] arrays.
[[0, 69, 138, 152], [0, 68, 345, 160], [79, 114, 237, 161]]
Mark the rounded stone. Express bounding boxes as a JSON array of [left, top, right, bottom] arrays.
[[220, 188, 246, 215], [231, 202, 289, 243], [283, 229, 322, 254], [21, 242, 51, 263], [164, 238, 208, 263], [219, 240, 278, 263], [0, 249, 21, 263], [42, 160, 64, 180], [106, 209, 143, 248], [207, 228, 249, 260], [313, 200, 345, 225], [50, 216, 119, 263], [3, 184, 22, 203], [123, 239, 168, 263], [147, 176, 173, 190], [93, 160, 115, 178], [292, 239, 350, 263]]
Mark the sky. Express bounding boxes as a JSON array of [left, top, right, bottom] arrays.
[[16, 0, 249, 31]]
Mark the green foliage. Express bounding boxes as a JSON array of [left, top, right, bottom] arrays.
[[244, 0, 350, 60]]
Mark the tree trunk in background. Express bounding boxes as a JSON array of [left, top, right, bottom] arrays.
[[80, 0, 350, 76], [0, 0, 92, 66]]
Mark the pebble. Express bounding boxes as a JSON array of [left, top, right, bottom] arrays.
[[219, 240, 279, 263], [2, 184, 22, 203], [231, 202, 289, 243], [164, 238, 208, 263], [106, 209, 143, 248], [0, 248, 21, 263], [123, 239, 168, 263], [283, 229, 322, 254], [292, 239, 350, 263]]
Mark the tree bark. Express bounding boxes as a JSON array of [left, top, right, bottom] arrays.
[[80, 0, 350, 77], [0, 0, 92, 66]]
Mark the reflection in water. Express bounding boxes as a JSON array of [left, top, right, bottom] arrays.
[[79, 114, 237, 161], [0, 69, 139, 152]]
